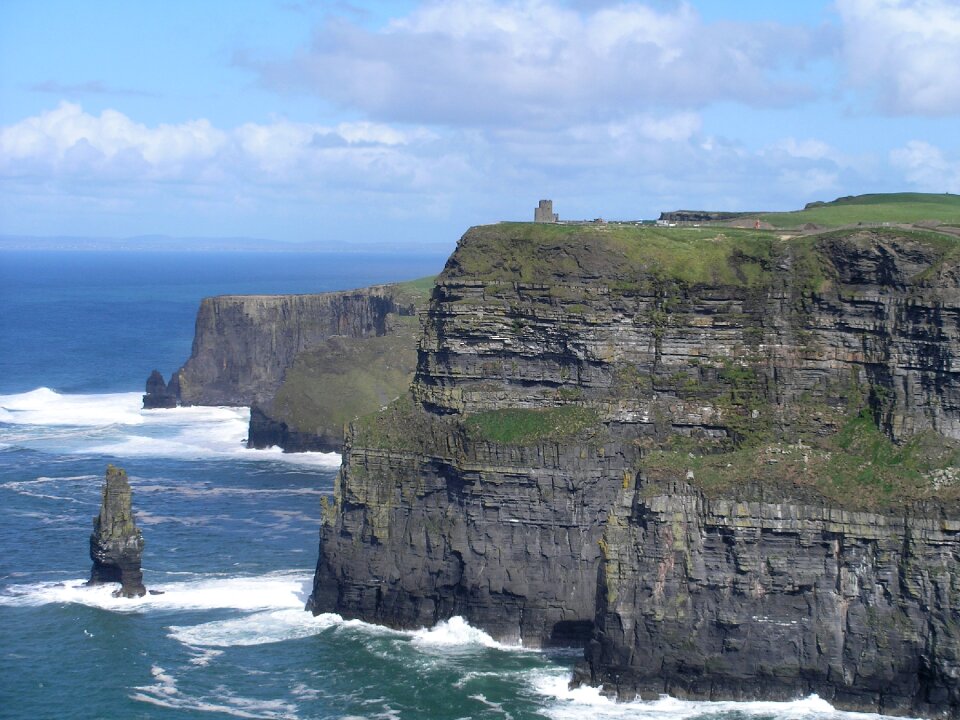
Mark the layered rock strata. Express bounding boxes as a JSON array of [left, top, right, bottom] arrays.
[[143, 283, 426, 452], [310, 223, 960, 717], [579, 478, 960, 717], [175, 286, 418, 407], [89, 464, 146, 598]]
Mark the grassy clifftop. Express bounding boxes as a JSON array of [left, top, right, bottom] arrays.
[[760, 192, 960, 228], [444, 223, 778, 286], [442, 220, 960, 290]]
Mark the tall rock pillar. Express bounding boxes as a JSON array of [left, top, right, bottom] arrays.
[[88, 465, 146, 598]]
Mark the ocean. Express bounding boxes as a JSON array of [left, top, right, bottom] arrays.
[[0, 250, 904, 719]]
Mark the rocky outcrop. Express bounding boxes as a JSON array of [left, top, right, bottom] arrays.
[[310, 222, 960, 717], [309, 397, 630, 644], [142, 369, 177, 409], [247, 404, 336, 453], [88, 465, 146, 598]]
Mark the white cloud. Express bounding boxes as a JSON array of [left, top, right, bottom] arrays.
[[248, 0, 823, 127], [838, 0, 960, 115], [0, 102, 441, 187], [0, 101, 936, 241], [773, 138, 834, 161], [890, 140, 960, 191], [0, 102, 226, 177]]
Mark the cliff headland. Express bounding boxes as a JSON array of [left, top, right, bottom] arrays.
[[150, 193, 960, 717], [144, 279, 432, 452]]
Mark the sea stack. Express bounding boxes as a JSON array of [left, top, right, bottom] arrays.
[[142, 369, 178, 409], [88, 464, 146, 598]]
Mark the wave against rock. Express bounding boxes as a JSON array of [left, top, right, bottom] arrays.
[[309, 223, 960, 718], [89, 464, 146, 598]]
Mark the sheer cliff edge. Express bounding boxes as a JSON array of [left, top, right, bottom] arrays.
[[309, 221, 960, 718], [143, 280, 431, 452]]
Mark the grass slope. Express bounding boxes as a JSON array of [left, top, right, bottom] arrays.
[[447, 222, 779, 287], [269, 316, 420, 439], [445, 220, 960, 290], [644, 411, 960, 509], [759, 192, 960, 228]]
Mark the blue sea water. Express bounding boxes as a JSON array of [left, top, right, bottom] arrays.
[[0, 251, 904, 719]]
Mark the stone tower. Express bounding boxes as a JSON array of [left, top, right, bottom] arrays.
[[534, 199, 558, 223]]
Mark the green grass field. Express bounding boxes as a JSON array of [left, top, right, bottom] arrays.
[[463, 406, 599, 445], [758, 192, 960, 228], [448, 222, 781, 287], [446, 211, 960, 290]]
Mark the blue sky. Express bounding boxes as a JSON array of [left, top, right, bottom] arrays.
[[2, 0, 959, 247]]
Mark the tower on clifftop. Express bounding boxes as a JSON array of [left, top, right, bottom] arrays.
[[534, 199, 558, 223]]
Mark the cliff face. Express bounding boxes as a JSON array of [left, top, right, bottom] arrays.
[[145, 282, 428, 452], [412, 227, 960, 442], [583, 479, 960, 717], [176, 287, 416, 407], [310, 223, 960, 717]]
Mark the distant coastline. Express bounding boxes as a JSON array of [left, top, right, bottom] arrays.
[[0, 234, 455, 254]]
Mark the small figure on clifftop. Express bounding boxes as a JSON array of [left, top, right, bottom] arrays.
[[88, 464, 146, 598]]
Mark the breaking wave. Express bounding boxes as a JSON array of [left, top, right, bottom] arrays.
[[0, 571, 313, 612], [0, 387, 340, 467], [528, 668, 907, 720]]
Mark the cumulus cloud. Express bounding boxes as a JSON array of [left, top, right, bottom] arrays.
[[244, 0, 824, 127], [0, 101, 929, 240], [838, 0, 960, 115], [0, 102, 442, 189], [890, 140, 960, 192], [0, 102, 226, 177]]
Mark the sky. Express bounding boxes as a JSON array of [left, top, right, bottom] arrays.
[[1, 0, 959, 248]]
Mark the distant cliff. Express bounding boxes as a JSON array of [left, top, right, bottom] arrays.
[[144, 281, 430, 452], [310, 222, 960, 717], [658, 210, 750, 223], [177, 286, 418, 406]]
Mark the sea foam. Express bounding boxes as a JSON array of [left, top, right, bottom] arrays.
[[170, 609, 344, 648], [0, 387, 340, 466], [0, 571, 313, 613], [528, 668, 910, 720], [167, 610, 523, 653], [130, 664, 299, 719], [411, 615, 529, 652]]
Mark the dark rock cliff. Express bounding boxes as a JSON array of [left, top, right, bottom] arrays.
[[176, 287, 417, 407], [143, 369, 177, 409], [89, 464, 146, 598], [144, 282, 427, 452], [580, 480, 960, 717], [309, 223, 960, 717]]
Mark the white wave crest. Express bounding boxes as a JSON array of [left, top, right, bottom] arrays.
[[529, 668, 907, 720], [170, 609, 343, 647], [131, 664, 299, 719], [0, 387, 340, 466], [166, 605, 527, 656], [411, 615, 525, 652], [0, 571, 312, 612], [0, 387, 145, 426]]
